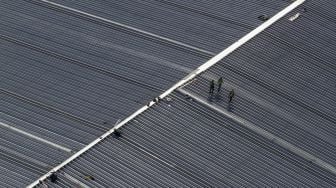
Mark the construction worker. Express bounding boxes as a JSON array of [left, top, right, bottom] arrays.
[[217, 77, 223, 92], [209, 80, 215, 94], [229, 89, 235, 103], [38, 180, 48, 188], [113, 129, 121, 138], [50, 172, 58, 183], [258, 14, 269, 21], [84, 175, 95, 181]]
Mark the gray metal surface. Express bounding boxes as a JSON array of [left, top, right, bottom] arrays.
[[45, 92, 336, 187], [0, 91, 105, 187], [0, 0, 291, 187], [184, 0, 336, 168], [46, 0, 289, 53], [39, 0, 336, 187]]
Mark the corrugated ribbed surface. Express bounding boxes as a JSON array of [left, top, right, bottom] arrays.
[[0, 0, 290, 187], [48, 92, 336, 187], [41, 1, 336, 187], [184, 0, 336, 167], [47, 0, 289, 53]]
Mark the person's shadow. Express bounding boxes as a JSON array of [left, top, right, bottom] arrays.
[[227, 102, 234, 112], [207, 93, 214, 102], [215, 92, 223, 102]]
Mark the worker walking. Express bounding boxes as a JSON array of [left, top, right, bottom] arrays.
[[229, 89, 235, 103], [84, 175, 95, 181], [38, 181, 48, 188], [113, 129, 121, 138], [217, 77, 223, 92], [209, 80, 215, 94], [49, 172, 58, 183]]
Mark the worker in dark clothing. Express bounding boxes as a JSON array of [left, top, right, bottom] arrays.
[[209, 80, 215, 94], [258, 15, 269, 21], [38, 180, 48, 188], [217, 77, 223, 92], [113, 129, 121, 138], [84, 175, 95, 181], [229, 89, 235, 103], [50, 172, 58, 183]]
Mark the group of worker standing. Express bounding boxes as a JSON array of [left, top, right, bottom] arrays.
[[209, 77, 235, 103]]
